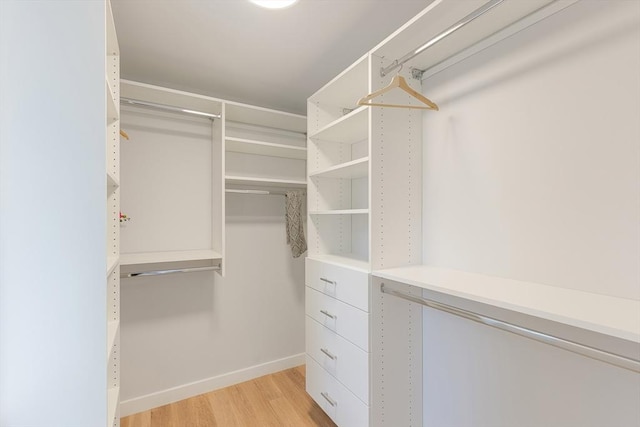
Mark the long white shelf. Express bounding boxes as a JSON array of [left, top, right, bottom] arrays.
[[225, 175, 307, 188], [308, 253, 370, 273], [310, 209, 369, 215], [108, 386, 120, 427], [373, 265, 640, 344], [106, 78, 118, 124], [226, 137, 307, 160], [107, 256, 119, 277], [107, 320, 119, 358], [309, 106, 368, 144], [120, 249, 222, 266], [309, 157, 368, 179]]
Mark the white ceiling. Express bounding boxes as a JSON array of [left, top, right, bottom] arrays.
[[111, 0, 433, 115]]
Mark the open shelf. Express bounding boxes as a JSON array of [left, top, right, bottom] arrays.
[[226, 137, 307, 159], [309, 106, 368, 144], [310, 209, 369, 215], [225, 175, 307, 188], [373, 265, 640, 344], [107, 320, 119, 358], [309, 157, 368, 179], [308, 253, 370, 273], [225, 102, 306, 133], [106, 78, 118, 124], [120, 249, 222, 266], [107, 256, 119, 277], [108, 386, 120, 427]]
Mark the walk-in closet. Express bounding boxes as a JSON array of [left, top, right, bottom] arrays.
[[1, 0, 639, 426]]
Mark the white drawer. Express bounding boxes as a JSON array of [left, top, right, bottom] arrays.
[[306, 258, 369, 311], [306, 355, 369, 427], [306, 287, 369, 351], [306, 316, 369, 404]]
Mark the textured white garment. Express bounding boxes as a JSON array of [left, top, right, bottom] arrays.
[[285, 191, 307, 258]]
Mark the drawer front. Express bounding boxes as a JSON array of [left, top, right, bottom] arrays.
[[306, 355, 369, 427], [306, 258, 369, 311], [306, 316, 369, 404], [306, 287, 369, 351]]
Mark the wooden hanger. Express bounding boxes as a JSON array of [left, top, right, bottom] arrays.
[[358, 73, 439, 111], [120, 129, 130, 140]]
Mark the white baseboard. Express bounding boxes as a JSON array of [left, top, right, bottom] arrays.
[[120, 353, 305, 417]]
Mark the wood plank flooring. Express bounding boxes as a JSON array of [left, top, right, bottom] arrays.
[[120, 365, 337, 427]]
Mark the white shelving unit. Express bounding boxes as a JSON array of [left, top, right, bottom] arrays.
[[119, 81, 225, 275], [105, 1, 121, 426], [224, 104, 307, 193]]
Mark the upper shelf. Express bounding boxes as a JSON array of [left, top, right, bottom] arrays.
[[309, 106, 368, 144], [309, 54, 369, 109], [373, 265, 640, 345], [225, 102, 306, 133], [226, 137, 307, 160], [225, 175, 307, 189], [371, 0, 564, 75], [309, 157, 369, 179]]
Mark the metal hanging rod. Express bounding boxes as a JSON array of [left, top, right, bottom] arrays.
[[380, 283, 640, 373], [380, 0, 505, 77], [121, 265, 220, 278], [121, 97, 222, 119], [225, 189, 306, 196]]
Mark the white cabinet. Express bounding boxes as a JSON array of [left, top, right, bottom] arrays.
[[105, 1, 121, 425]]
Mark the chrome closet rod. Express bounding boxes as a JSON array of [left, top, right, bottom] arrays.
[[380, 0, 505, 77], [121, 266, 220, 278], [121, 97, 222, 119], [380, 283, 640, 373]]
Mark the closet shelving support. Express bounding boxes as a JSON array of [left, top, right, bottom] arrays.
[[105, 0, 121, 425], [225, 136, 307, 160]]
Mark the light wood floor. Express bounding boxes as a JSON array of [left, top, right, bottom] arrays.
[[120, 365, 337, 427]]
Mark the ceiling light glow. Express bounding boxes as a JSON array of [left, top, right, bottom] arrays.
[[249, 0, 299, 9]]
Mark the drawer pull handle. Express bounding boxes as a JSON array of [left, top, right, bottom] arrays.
[[320, 310, 336, 319], [320, 347, 337, 360], [321, 391, 337, 407], [320, 277, 336, 285]]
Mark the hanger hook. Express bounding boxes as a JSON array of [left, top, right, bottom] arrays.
[[396, 62, 404, 76]]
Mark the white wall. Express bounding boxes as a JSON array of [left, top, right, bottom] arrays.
[[119, 193, 306, 414], [422, 0, 640, 301], [0, 1, 107, 426], [420, 1, 640, 425]]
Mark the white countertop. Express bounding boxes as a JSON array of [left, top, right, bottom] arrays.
[[373, 265, 640, 344]]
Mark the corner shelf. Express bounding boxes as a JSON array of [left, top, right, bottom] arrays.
[[225, 175, 307, 188], [309, 157, 369, 179], [107, 386, 120, 427], [107, 171, 119, 189], [120, 249, 222, 266], [310, 209, 369, 215], [225, 136, 307, 159], [107, 256, 119, 277], [309, 106, 368, 144], [106, 78, 118, 124], [107, 320, 119, 358]]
